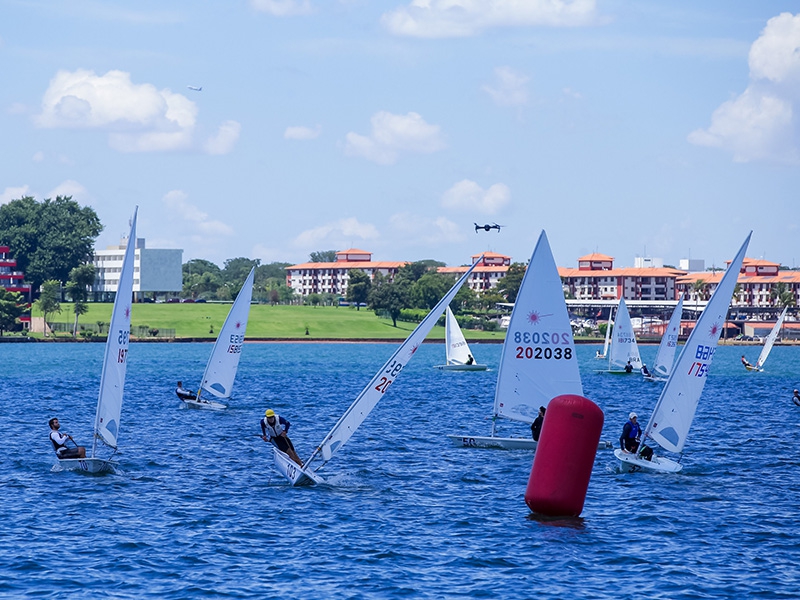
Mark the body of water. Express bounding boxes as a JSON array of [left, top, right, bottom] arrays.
[[1, 341, 799, 598]]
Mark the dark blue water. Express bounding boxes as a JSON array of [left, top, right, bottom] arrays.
[[2, 341, 799, 598]]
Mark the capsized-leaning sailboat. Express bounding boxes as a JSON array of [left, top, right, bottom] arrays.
[[446, 230, 596, 450], [272, 257, 483, 486], [54, 207, 138, 474], [181, 267, 255, 410], [615, 232, 750, 473], [595, 308, 613, 359], [744, 306, 787, 373], [433, 306, 487, 371]]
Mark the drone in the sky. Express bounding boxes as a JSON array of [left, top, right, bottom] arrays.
[[475, 222, 503, 233]]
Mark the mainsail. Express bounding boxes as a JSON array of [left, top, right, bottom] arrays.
[[755, 307, 787, 370], [608, 298, 642, 372], [444, 306, 473, 365], [651, 295, 685, 378]]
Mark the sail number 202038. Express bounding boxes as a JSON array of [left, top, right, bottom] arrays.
[[513, 330, 573, 360], [375, 360, 403, 393]]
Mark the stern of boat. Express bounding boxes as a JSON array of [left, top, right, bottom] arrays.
[[272, 448, 322, 486]]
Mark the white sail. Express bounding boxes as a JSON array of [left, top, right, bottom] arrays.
[[755, 307, 787, 370], [645, 233, 751, 454], [305, 257, 482, 473], [445, 306, 472, 365], [198, 267, 255, 400], [651, 295, 685, 378], [601, 309, 613, 356], [492, 231, 583, 425], [93, 207, 137, 452], [608, 298, 642, 372]]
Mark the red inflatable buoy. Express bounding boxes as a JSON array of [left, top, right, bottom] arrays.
[[524, 394, 604, 517]]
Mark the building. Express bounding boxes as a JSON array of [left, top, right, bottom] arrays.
[[436, 252, 510, 292], [92, 237, 182, 301], [285, 249, 406, 297], [0, 246, 32, 298]]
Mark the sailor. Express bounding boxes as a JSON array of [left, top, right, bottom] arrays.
[[741, 355, 753, 370], [176, 381, 197, 401], [261, 409, 302, 466], [466, 354, 474, 365], [624, 360, 633, 373], [641, 364, 651, 377], [48, 418, 86, 459], [530, 406, 546, 442], [619, 412, 641, 454], [793, 390, 800, 407]]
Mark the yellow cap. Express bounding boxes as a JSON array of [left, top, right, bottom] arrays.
[[265, 409, 275, 417]]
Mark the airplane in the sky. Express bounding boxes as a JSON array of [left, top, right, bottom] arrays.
[[187, 86, 202, 91], [475, 222, 503, 233]]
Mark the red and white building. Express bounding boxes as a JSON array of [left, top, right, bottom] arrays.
[[0, 246, 32, 297], [437, 252, 511, 292], [285, 249, 406, 297]]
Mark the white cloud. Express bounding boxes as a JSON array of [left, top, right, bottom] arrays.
[[36, 69, 198, 152], [382, 0, 598, 38], [162, 190, 234, 237], [688, 12, 800, 164], [284, 125, 322, 140], [292, 217, 380, 249], [344, 111, 445, 165], [482, 66, 529, 107], [48, 180, 88, 201], [204, 120, 241, 155], [441, 180, 510, 214], [389, 213, 465, 245], [250, 0, 313, 16], [0, 186, 30, 205]]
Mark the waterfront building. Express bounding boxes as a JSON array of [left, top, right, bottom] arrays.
[[92, 237, 182, 301], [437, 252, 511, 292], [0, 246, 32, 298]]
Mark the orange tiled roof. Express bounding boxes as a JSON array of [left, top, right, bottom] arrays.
[[578, 253, 614, 262], [336, 248, 370, 255], [560, 267, 686, 278], [287, 260, 407, 270]]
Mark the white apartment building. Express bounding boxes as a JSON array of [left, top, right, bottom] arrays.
[[92, 237, 183, 301]]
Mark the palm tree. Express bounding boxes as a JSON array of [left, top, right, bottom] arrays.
[[770, 282, 796, 308]]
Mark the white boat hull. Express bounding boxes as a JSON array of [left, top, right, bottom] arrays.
[[614, 449, 682, 473], [447, 434, 612, 451], [182, 398, 227, 411], [434, 364, 488, 371], [54, 457, 118, 474], [273, 448, 324, 486]]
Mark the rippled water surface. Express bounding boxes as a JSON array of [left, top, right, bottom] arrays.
[[2, 341, 799, 598]]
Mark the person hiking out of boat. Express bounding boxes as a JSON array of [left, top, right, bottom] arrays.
[[466, 354, 474, 365], [176, 381, 197, 401], [531, 406, 546, 441], [624, 361, 633, 373], [261, 409, 302, 466], [619, 412, 641, 454], [741, 355, 753, 370], [48, 418, 86, 459], [641, 364, 651, 378], [793, 389, 800, 407]]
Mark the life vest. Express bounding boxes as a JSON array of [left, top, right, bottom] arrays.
[[625, 420, 641, 439], [262, 415, 286, 439], [50, 431, 67, 455]]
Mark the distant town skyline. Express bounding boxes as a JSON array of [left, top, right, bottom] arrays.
[[2, 2, 799, 271]]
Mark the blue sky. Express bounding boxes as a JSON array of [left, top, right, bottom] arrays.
[[2, 1, 799, 271]]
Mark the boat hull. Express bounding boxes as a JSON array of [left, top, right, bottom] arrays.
[[433, 364, 488, 371], [182, 398, 227, 410], [54, 457, 118, 474], [614, 449, 682, 473], [447, 434, 611, 451], [273, 448, 323, 486]]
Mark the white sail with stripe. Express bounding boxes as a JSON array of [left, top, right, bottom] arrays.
[[608, 298, 642, 372]]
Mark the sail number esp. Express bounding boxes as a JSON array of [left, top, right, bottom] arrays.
[[687, 344, 715, 377], [375, 360, 403, 394], [513, 330, 573, 360], [227, 333, 244, 354]]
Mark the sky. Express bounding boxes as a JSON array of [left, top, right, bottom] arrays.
[[1, 1, 799, 271]]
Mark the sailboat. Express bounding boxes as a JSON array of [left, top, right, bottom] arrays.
[[446, 231, 585, 450], [744, 307, 787, 372], [433, 307, 487, 371], [606, 298, 642, 373], [273, 257, 482, 486], [56, 208, 138, 474], [615, 233, 751, 473], [644, 294, 685, 381], [595, 308, 613, 359], [181, 267, 255, 410]]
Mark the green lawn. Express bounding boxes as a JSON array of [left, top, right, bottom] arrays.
[[30, 303, 509, 341]]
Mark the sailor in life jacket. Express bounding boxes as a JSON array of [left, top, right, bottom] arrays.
[[260, 409, 302, 466], [48, 418, 86, 459], [176, 381, 197, 401], [619, 412, 641, 453]]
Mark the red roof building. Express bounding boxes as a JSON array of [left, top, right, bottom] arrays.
[[0, 246, 32, 297]]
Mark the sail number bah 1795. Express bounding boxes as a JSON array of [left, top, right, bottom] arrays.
[[687, 344, 715, 377], [513, 330, 573, 360]]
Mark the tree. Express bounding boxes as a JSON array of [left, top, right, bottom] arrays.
[[411, 272, 452, 310], [223, 257, 260, 294], [310, 250, 337, 263], [0, 195, 102, 289], [770, 282, 796, 308], [66, 263, 95, 336], [396, 261, 430, 284], [306, 293, 321, 307], [35, 279, 61, 335], [346, 269, 371, 310], [370, 273, 410, 327], [450, 284, 477, 313], [0, 287, 25, 335], [183, 259, 221, 277], [496, 262, 526, 303]]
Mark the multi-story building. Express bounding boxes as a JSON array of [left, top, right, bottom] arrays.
[[0, 246, 32, 298], [437, 252, 510, 292], [285, 249, 406, 297], [92, 237, 182, 301]]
